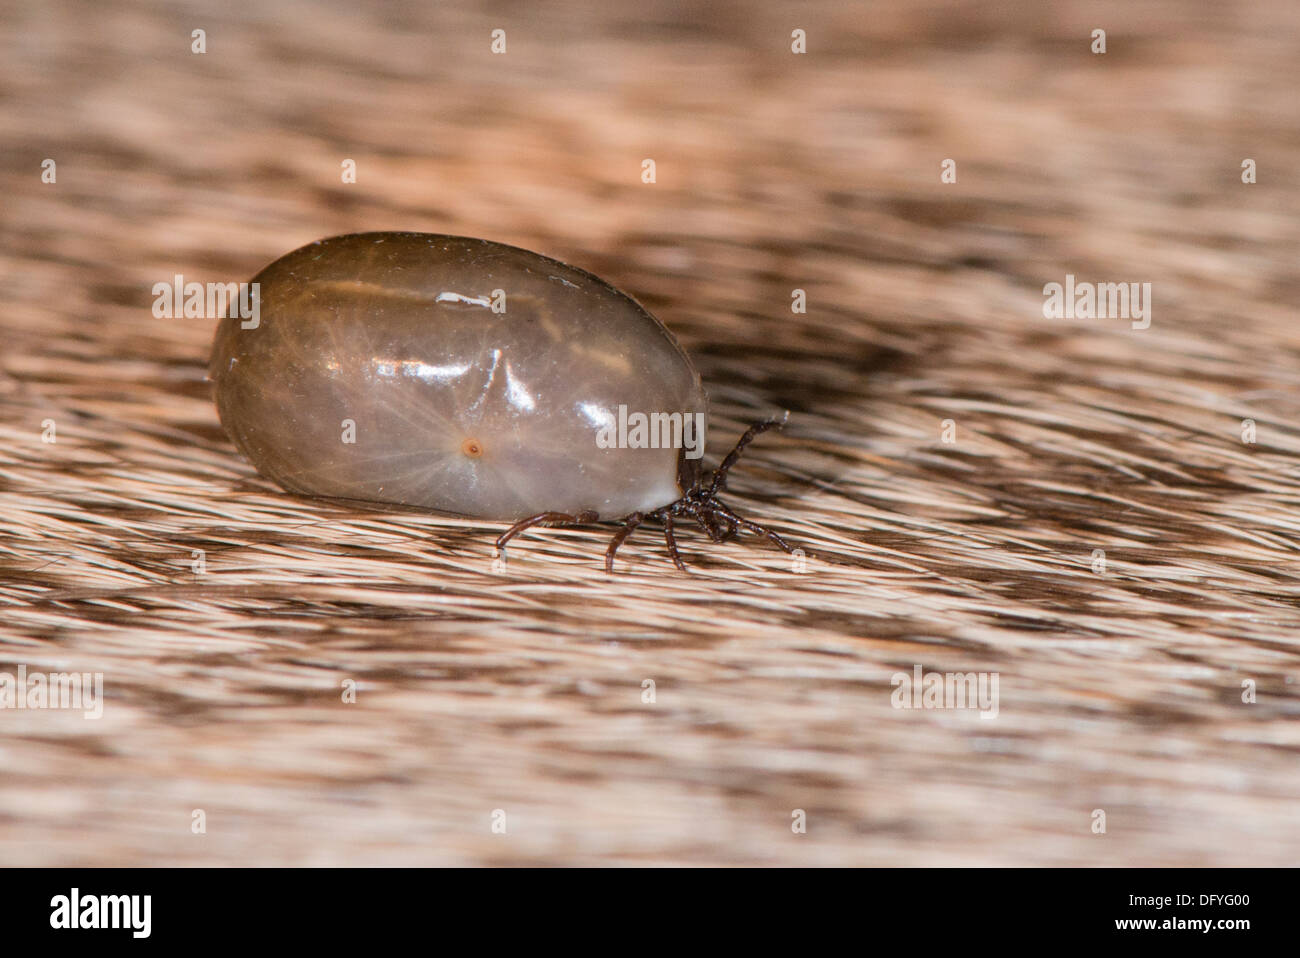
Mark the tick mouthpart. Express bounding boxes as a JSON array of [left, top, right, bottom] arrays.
[[494, 416, 798, 573], [629, 417, 795, 572]]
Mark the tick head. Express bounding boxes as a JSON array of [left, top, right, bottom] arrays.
[[675, 447, 703, 494]]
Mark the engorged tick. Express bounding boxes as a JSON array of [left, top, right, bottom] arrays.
[[209, 232, 797, 573]]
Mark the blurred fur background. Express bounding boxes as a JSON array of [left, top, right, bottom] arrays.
[[1, 0, 1298, 865]]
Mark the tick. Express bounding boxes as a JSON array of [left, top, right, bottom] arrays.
[[210, 232, 797, 572]]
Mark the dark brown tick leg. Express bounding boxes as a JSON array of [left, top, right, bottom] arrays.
[[604, 511, 644, 574], [690, 501, 733, 543], [708, 417, 785, 496], [601, 419, 794, 574], [661, 512, 689, 573], [710, 500, 796, 554], [496, 510, 599, 554], [686, 496, 737, 541]]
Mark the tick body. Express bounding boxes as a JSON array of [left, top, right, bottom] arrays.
[[210, 232, 795, 572]]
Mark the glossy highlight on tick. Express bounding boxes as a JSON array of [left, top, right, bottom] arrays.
[[209, 231, 798, 572]]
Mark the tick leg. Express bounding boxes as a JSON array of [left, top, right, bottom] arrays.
[[709, 415, 786, 495], [496, 510, 598, 553], [710, 501, 796, 554], [705, 505, 739, 541], [685, 501, 727, 542], [662, 512, 690, 573], [604, 511, 644, 574]]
